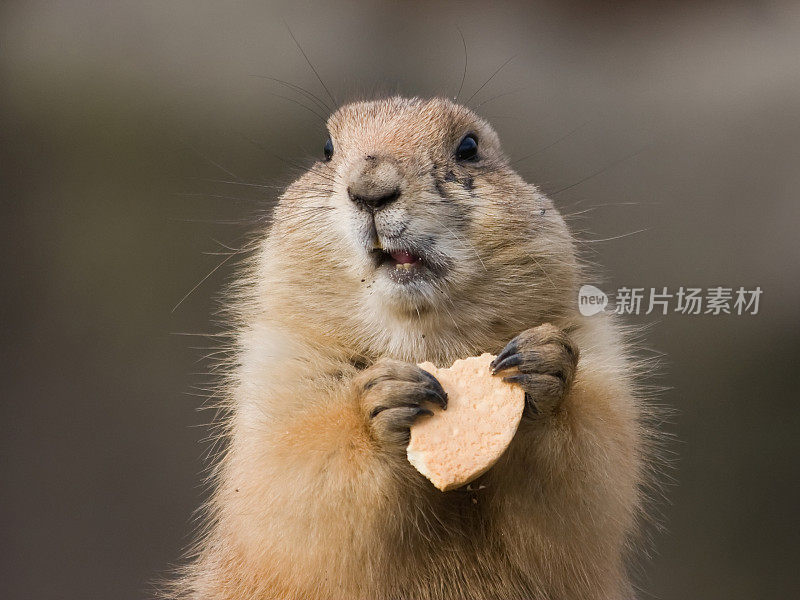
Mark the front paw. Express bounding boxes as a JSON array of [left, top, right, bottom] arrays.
[[490, 324, 579, 417], [355, 358, 448, 448]]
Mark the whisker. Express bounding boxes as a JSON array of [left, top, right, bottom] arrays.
[[526, 252, 557, 291], [464, 54, 516, 105], [187, 180, 276, 191], [181, 139, 243, 180], [481, 115, 521, 121], [171, 248, 249, 313], [211, 239, 248, 252], [175, 194, 249, 203], [264, 91, 327, 124], [550, 145, 649, 197], [454, 27, 468, 103], [235, 132, 338, 185], [511, 121, 590, 166], [284, 21, 337, 106], [474, 87, 525, 110], [577, 228, 649, 243], [567, 197, 658, 208], [170, 332, 231, 337], [249, 74, 331, 113], [563, 201, 651, 218], [172, 218, 253, 225]]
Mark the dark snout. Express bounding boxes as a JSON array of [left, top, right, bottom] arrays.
[[347, 156, 404, 211]]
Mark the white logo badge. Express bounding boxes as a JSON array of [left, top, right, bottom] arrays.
[[578, 285, 608, 316]]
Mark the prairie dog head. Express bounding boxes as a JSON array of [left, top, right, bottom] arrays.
[[261, 97, 578, 356]]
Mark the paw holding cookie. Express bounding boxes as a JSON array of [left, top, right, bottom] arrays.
[[405, 324, 579, 491], [356, 358, 448, 449], [490, 323, 579, 417]]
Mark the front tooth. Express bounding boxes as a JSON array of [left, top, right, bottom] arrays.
[[396, 263, 412, 270]]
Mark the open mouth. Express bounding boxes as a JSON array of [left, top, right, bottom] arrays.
[[370, 246, 429, 283], [382, 249, 422, 269]]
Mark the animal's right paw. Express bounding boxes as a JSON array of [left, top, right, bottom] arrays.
[[355, 358, 447, 448]]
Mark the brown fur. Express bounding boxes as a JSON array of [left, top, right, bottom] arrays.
[[168, 97, 654, 599]]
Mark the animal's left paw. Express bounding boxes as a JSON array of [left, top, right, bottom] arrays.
[[490, 324, 579, 417]]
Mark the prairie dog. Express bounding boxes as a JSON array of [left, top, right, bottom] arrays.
[[170, 97, 652, 599]]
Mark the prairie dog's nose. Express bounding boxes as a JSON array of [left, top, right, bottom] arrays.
[[347, 156, 403, 211]]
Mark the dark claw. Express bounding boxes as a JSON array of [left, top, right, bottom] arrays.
[[490, 339, 518, 370], [419, 369, 448, 406], [371, 403, 437, 419], [502, 374, 529, 387], [370, 405, 387, 418], [363, 376, 383, 391], [491, 353, 522, 374], [420, 387, 448, 410], [415, 407, 434, 419]]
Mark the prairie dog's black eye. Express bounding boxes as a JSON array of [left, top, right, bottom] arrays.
[[455, 134, 478, 161], [323, 137, 334, 161]]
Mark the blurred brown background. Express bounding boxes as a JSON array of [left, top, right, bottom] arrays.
[[2, 1, 799, 598]]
